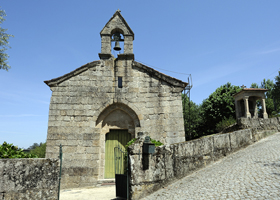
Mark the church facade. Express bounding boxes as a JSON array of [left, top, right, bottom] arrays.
[[45, 11, 187, 188]]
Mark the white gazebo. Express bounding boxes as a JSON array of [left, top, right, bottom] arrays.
[[233, 88, 268, 119]]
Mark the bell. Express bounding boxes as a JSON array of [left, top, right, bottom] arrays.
[[113, 41, 121, 51]]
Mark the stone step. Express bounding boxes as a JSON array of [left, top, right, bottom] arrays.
[[97, 179, 115, 186]]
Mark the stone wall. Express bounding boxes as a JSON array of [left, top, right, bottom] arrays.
[[237, 117, 280, 130], [129, 118, 280, 200], [0, 158, 59, 200]]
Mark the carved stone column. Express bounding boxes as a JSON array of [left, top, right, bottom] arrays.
[[252, 98, 258, 118], [243, 96, 251, 118], [261, 98, 268, 119]]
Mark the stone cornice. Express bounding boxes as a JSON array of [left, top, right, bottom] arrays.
[[233, 88, 268, 98]]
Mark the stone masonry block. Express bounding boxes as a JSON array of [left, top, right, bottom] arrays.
[[230, 129, 253, 151], [193, 136, 213, 156], [213, 133, 231, 159]]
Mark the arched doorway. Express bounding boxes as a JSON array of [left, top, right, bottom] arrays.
[[105, 129, 131, 178], [95, 103, 141, 179]]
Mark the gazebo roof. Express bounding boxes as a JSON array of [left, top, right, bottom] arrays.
[[233, 88, 268, 99]]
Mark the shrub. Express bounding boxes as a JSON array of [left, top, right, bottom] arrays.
[[125, 137, 163, 150], [215, 116, 236, 133], [0, 141, 37, 158], [150, 138, 163, 147]]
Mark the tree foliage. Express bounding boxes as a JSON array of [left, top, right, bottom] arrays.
[[200, 82, 241, 134], [0, 8, 13, 71], [182, 94, 203, 140], [28, 142, 40, 150], [182, 75, 280, 140], [0, 141, 37, 158], [271, 71, 280, 114], [27, 142, 46, 158], [182, 83, 241, 140], [250, 79, 275, 117]]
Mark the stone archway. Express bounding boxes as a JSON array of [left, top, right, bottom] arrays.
[[96, 103, 140, 179]]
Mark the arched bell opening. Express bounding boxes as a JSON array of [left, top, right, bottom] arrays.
[[111, 29, 124, 54]]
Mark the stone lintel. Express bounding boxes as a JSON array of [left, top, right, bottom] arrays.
[[99, 53, 113, 60], [117, 53, 134, 60]]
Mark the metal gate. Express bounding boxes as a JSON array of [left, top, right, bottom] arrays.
[[114, 146, 129, 199]]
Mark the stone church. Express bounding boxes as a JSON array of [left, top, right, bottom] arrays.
[[45, 10, 188, 188]]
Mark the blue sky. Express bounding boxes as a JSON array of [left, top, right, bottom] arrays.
[[1, 1, 280, 148]]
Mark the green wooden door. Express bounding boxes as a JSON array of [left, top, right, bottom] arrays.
[[105, 130, 131, 178]]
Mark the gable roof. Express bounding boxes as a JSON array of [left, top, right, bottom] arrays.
[[44, 60, 188, 89], [44, 61, 100, 87], [100, 10, 134, 39]]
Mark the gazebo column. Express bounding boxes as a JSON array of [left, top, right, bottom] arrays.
[[235, 100, 239, 119], [237, 100, 243, 118], [243, 96, 251, 118], [252, 98, 258, 118], [261, 98, 268, 119]]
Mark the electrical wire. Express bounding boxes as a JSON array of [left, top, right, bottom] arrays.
[[135, 59, 191, 75], [265, 68, 279, 80]]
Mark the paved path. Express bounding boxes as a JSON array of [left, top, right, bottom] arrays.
[[60, 184, 117, 200], [142, 132, 280, 200]]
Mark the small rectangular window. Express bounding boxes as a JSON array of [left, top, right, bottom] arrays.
[[118, 77, 122, 88]]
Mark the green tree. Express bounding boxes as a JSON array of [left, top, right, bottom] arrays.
[[27, 142, 40, 150], [271, 71, 280, 115], [250, 79, 275, 117], [30, 142, 46, 158], [0, 8, 14, 71], [200, 82, 241, 134], [182, 94, 203, 140], [251, 83, 259, 88]]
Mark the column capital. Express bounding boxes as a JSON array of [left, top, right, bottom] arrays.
[[243, 96, 249, 100]]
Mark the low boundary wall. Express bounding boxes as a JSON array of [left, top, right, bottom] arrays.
[[0, 158, 59, 200], [129, 117, 280, 200]]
